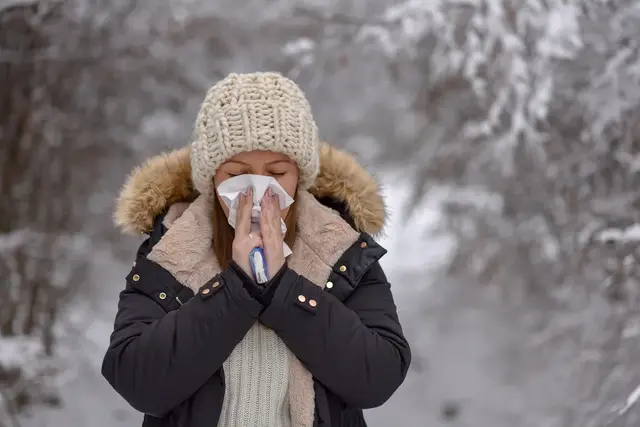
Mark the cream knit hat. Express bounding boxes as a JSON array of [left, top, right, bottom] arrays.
[[191, 72, 320, 197]]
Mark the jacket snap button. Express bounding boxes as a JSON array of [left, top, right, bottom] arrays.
[[309, 299, 317, 308], [211, 281, 220, 288], [360, 241, 367, 248], [339, 265, 346, 272], [325, 281, 333, 289], [202, 288, 211, 295], [159, 292, 167, 300], [297, 295, 306, 303], [132, 274, 140, 282]]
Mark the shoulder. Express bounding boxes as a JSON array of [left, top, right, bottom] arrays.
[[126, 206, 191, 307], [125, 214, 194, 314], [312, 193, 388, 273], [135, 202, 191, 259]]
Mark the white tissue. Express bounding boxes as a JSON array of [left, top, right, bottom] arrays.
[[216, 174, 294, 257]]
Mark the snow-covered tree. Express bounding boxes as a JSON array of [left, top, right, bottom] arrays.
[[0, 0, 210, 421], [281, 0, 640, 424]]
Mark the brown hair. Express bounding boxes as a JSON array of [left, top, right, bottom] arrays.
[[211, 192, 298, 270]]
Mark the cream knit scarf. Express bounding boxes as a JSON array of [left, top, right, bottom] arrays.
[[147, 191, 360, 426]]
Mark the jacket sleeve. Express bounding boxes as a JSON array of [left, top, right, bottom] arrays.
[[259, 261, 411, 409], [101, 259, 263, 418]]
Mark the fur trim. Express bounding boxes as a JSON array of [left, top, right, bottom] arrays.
[[312, 144, 386, 235], [114, 143, 386, 235], [114, 146, 195, 235]]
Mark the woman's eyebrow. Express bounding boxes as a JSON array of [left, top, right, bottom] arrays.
[[266, 160, 293, 165]]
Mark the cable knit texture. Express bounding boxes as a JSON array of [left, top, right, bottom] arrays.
[[218, 323, 292, 427], [191, 72, 320, 197]]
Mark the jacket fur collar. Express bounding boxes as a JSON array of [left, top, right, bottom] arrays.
[[114, 143, 387, 236]]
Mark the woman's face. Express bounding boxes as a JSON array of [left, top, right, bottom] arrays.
[[214, 150, 299, 219]]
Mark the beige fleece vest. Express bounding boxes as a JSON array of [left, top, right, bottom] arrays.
[[146, 191, 360, 427]]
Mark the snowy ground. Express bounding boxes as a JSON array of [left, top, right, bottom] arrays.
[[16, 173, 580, 427]]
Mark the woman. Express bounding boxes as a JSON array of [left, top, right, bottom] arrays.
[[102, 72, 411, 427]]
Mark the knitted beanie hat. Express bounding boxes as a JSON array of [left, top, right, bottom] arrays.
[[191, 72, 320, 197]]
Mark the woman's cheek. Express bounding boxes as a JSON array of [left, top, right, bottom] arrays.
[[277, 176, 298, 198]]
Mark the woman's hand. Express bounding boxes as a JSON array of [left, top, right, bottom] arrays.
[[260, 188, 286, 277], [232, 188, 263, 277]]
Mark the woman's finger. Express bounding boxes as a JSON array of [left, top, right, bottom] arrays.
[[235, 188, 253, 235], [261, 199, 282, 245], [261, 188, 271, 210], [260, 191, 271, 218], [259, 206, 271, 239], [271, 194, 282, 228], [265, 189, 280, 217], [263, 196, 277, 224]]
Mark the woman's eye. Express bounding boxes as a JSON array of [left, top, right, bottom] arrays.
[[270, 171, 286, 177]]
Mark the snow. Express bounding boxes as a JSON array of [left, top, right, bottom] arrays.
[[282, 38, 315, 56], [0, 229, 31, 252], [0, 0, 36, 10], [537, 4, 583, 59], [136, 110, 184, 151], [0, 336, 68, 424], [0, 336, 42, 370], [0, 230, 91, 256], [17, 244, 142, 427], [596, 224, 640, 243], [619, 383, 640, 415], [375, 0, 442, 56], [377, 172, 454, 277], [0, 230, 92, 290]]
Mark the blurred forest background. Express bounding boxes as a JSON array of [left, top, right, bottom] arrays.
[[2, 0, 640, 426]]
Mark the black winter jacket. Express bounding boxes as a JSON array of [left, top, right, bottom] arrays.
[[102, 143, 411, 427]]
